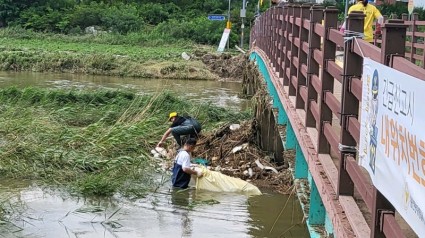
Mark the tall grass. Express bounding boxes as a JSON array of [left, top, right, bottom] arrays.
[[0, 87, 249, 196]]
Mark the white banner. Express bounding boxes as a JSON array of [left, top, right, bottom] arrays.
[[217, 28, 231, 52], [359, 58, 425, 237]]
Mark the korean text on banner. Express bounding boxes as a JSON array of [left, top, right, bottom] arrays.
[[217, 28, 231, 52], [359, 58, 425, 237]]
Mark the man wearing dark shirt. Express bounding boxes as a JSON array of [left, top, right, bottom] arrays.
[[157, 112, 202, 148]]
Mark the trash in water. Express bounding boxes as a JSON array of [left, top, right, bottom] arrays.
[[255, 159, 264, 169], [192, 157, 209, 166], [229, 124, 241, 131], [255, 159, 278, 174], [248, 168, 253, 178], [193, 167, 261, 195], [232, 143, 248, 154], [155, 147, 167, 157], [181, 52, 191, 60]]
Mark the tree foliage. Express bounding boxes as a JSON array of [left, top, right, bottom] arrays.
[[0, 0, 257, 46], [3, 0, 422, 46]]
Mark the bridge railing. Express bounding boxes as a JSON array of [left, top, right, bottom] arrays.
[[250, 3, 425, 238], [374, 13, 425, 69]]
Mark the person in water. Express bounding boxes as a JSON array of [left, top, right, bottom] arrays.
[[171, 138, 202, 189]]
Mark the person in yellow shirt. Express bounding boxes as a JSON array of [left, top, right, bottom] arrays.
[[340, 0, 384, 43]]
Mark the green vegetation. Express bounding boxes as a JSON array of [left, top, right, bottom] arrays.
[[0, 27, 218, 79], [0, 0, 259, 47], [0, 0, 262, 77], [0, 0, 423, 47], [0, 87, 249, 197]]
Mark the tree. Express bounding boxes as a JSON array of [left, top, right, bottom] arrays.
[[0, 0, 30, 27]]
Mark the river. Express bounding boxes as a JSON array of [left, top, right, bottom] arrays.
[[0, 71, 308, 238], [0, 71, 250, 111]]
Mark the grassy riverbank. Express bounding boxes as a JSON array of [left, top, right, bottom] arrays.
[[0, 28, 219, 80], [0, 87, 249, 197]]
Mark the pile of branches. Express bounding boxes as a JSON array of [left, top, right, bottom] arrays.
[[193, 120, 294, 194], [199, 53, 247, 81]]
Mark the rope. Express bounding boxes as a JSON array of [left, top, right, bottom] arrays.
[[343, 30, 365, 58], [337, 29, 364, 156], [338, 143, 357, 153]]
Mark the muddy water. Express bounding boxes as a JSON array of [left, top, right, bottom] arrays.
[[0, 71, 249, 110], [0, 71, 308, 237], [0, 181, 308, 238]]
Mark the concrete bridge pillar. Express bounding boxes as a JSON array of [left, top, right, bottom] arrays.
[[308, 175, 326, 226], [294, 142, 308, 179], [285, 123, 296, 150]]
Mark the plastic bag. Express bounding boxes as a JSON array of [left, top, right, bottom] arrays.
[[193, 167, 262, 196]]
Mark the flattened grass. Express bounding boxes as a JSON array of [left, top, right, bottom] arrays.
[[0, 87, 249, 196], [0, 28, 217, 79]]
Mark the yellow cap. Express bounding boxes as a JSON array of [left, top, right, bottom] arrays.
[[168, 112, 178, 121]]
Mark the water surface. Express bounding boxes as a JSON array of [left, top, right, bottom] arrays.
[[0, 181, 308, 238], [0, 71, 249, 110]]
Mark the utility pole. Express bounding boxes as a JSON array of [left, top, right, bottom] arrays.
[[344, 0, 349, 25], [227, 0, 231, 50], [240, 0, 247, 48]]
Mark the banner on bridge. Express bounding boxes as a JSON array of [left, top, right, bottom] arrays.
[[359, 58, 425, 237]]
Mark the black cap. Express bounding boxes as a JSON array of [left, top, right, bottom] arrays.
[[185, 138, 197, 146]]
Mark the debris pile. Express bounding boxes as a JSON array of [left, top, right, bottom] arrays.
[[192, 50, 247, 81], [150, 120, 295, 194], [192, 120, 294, 194]]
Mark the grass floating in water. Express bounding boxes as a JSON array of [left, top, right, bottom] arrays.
[[0, 87, 249, 197]]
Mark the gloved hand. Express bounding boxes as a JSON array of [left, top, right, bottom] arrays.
[[375, 24, 381, 35], [195, 170, 203, 178]]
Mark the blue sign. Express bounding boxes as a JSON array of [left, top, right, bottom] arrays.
[[208, 15, 226, 21]]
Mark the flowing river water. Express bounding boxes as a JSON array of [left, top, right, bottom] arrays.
[[0, 71, 309, 238]]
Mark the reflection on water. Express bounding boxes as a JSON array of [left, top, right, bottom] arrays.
[[0, 181, 308, 238], [0, 71, 250, 110]]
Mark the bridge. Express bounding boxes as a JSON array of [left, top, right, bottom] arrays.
[[244, 3, 425, 238]]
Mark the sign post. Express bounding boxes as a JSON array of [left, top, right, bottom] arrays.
[[408, 0, 414, 19], [227, 0, 231, 50], [217, 28, 231, 52], [240, 0, 247, 48]]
